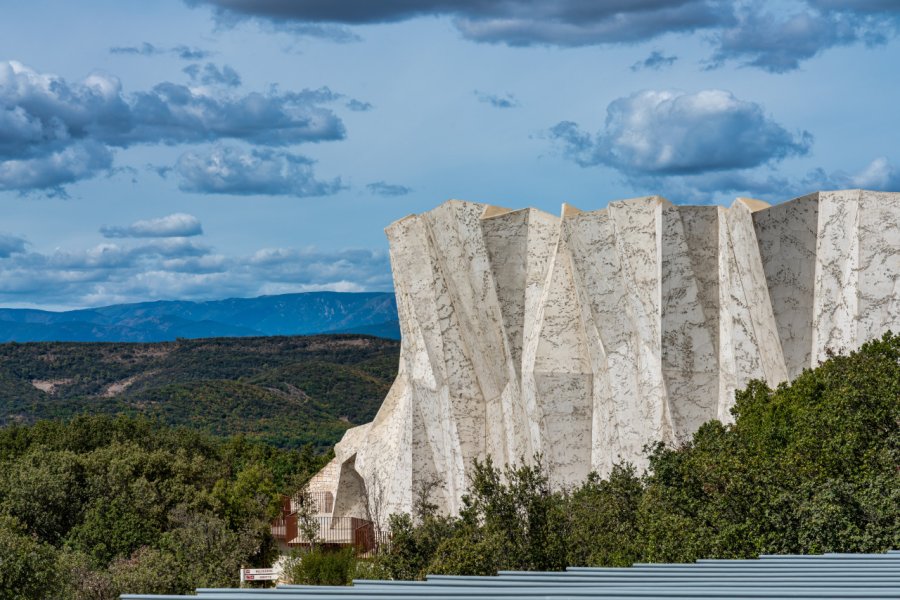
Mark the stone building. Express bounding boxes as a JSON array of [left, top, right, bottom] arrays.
[[308, 190, 900, 520]]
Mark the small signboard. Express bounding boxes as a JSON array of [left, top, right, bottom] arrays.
[[240, 568, 279, 582]]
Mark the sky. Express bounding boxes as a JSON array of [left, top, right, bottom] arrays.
[[1, 0, 898, 310]]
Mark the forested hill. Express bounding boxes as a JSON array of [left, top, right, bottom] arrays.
[[0, 291, 400, 342], [0, 335, 400, 449]]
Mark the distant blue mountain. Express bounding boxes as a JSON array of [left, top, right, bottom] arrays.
[[0, 292, 400, 342]]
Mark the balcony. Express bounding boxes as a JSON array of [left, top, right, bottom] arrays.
[[270, 495, 389, 555]]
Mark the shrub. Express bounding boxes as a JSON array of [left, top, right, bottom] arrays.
[[288, 547, 356, 586]]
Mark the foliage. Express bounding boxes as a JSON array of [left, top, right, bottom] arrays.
[[1, 329, 897, 595], [287, 547, 357, 586], [0, 415, 328, 599], [567, 464, 643, 567], [0, 335, 399, 450], [0, 516, 65, 600], [373, 332, 900, 578], [293, 485, 322, 552]]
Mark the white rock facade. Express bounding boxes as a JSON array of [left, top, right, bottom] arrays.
[[316, 190, 900, 519]]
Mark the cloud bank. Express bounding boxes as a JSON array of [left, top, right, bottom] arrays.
[[0, 238, 392, 308], [0, 60, 345, 193], [189, 0, 900, 72], [192, 0, 730, 45]]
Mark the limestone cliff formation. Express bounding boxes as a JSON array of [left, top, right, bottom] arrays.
[[311, 190, 900, 520]]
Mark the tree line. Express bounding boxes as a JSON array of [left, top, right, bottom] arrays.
[[367, 332, 899, 579], [0, 415, 327, 599]]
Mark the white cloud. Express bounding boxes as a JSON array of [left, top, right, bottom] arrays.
[[175, 145, 343, 197], [0, 60, 345, 192], [101, 213, 203, 238], [550, 89, 812, 176], [0, 142, 113, 195]]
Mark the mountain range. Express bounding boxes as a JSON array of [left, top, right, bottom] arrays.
[[0, 292, 400, 342]]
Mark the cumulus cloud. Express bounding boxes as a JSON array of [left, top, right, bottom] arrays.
[[475, 90, 519, 109], [367, 181, 412, 197], [631, 50, 678, 71], [110, 42, 212, 60], [175, 145, 343, 197], [0, 234, 26, 258], [549, 89, 812, 176], [100, 213, 204, 239], [0, 142, 113, 196], [182, 63, 242, 87], [105, 84, 345, 147], [0, 60, 345, 192], [0, 238, 391, 307]]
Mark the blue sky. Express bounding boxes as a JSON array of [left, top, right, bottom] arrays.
[[1, 0, 898, 309]]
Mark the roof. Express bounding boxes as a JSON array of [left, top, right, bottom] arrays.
[[121, 551, 900, 599]]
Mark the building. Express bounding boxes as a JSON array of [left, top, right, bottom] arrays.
[[318, 190, 900, 518]]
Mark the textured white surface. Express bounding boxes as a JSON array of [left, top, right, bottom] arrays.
[[319, 190, 900, 518]]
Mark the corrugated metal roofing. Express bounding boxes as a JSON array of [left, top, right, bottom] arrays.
[[121, 551, 900, 599]]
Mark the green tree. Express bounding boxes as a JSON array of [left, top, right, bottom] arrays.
[[567, 465, 643, 567], [0, 448, 85, 544], [0, 516, 63, 600]]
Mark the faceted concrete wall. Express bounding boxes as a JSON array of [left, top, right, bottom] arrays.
[[314, 190, 900, 520]]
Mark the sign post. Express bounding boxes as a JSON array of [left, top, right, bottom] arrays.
[[240, 568, 279, 583]]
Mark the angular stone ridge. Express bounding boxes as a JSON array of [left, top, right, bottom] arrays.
[[315, 190, 900, 519]]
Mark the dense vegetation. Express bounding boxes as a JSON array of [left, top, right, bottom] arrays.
[[0, 335, 399, 449], [0, 415, 327, 599], [371, 332, 900, 578], [1, 332, 896, 597]]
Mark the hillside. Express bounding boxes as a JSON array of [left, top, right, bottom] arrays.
[[0, 291, 400, 343], [0, 335, 400, 449]]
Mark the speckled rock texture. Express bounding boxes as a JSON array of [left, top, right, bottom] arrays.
[[317, 190, 900, 519]]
